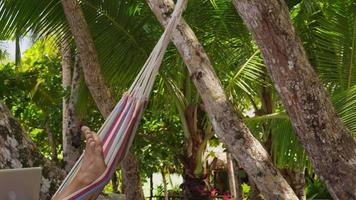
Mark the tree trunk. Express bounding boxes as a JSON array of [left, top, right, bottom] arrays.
[[232, 0, 356, 199], [179, 103, 211, 200], [111, 172, 119, 193], [150, 174, 153, 200], [249, 78, 273, 199], [121, 148, 145, 199], [0, 102, 65, 200], [281, 169, 306, 200], [232, 158, 243, 200], [15, 35, 21, 66], [45, 121, 58, 163], [60, 0, 145, 199], [248, 177, 263, 200], [145, 0, 297, 199], [61, 42, 83, 172], [161, 168, 169, 200], [259, 76, 307, 199], [226, 153, 241, 200]]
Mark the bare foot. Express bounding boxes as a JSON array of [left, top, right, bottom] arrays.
[[53, 126, 106, 200]]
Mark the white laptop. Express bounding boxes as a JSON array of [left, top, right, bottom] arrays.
[[0, 167, 42, 200]]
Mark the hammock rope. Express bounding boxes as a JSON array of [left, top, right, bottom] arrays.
[[54, 0, 187, 199]]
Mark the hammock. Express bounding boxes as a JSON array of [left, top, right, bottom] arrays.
[[54, 0, 186, 199]]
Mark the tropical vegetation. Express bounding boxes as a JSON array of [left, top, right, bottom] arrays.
[[0, 0, 355, 199]]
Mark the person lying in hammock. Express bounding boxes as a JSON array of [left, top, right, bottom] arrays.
[[53, 126, 106, 200]]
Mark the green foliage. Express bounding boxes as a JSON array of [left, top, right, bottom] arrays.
[[154, 184, 164, 197], [0, 38, 62, 159], [135, 110, 184, 178], [243, 0, 356, 171], [1, 0, 356, 195], [241, 183, 250, 199], [305, 177, 332, 199]]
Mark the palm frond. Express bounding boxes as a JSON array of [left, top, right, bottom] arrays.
[[0, 0, 69, 40], [224, 50, 267, 110], [332, 86, 356, 135], [310, 0, 356, 91]]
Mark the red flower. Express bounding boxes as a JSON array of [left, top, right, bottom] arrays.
[[222, 192, 232, 200], [210, 188, 218, 198]]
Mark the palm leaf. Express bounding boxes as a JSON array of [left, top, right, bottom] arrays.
[[311, 0, 356, 91]]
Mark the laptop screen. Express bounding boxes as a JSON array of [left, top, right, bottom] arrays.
[[0, 167, 42, 200]]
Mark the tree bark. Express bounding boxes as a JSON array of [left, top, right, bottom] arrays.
[[232, 0, 356, 199], [0, 102, 65, 200], [281, 168, 306, 200], [248, 176, 263, 200], [150, 174, 153, 200], [15, 35, 21, 66], [161, 168, 169, 200], [121, 148, 145, 199], [145, 0, 297, 199], [226, 152, 240, 200], [111, 172, 119, 194], [61, 42, 83, 172], [60, 0, 145, 199], [232, 158, 243, 200], [45, 121, 58, 163]]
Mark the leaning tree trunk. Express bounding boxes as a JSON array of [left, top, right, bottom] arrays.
[[61, 41, 83, 172], [60, 0, 145, 199], [0, 102, 65, 200], [145, 0, 297, 199], [232, 0, 356, 199]]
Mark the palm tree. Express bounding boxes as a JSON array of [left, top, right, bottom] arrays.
[[146, 0, 298, 199], [0, 0, 147, 198], [61, 40, 83, 172], [2, 0, 355, 199], [232, 0, 356, 199]]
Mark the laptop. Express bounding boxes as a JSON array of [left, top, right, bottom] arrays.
[[0, 167, 42, 200]]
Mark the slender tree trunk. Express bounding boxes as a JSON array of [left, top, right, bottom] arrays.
[[161, 168, 169, 200], [45, 121, 58, 163], [111, 172, 119, 193], [150, 174, 154, 200], [15, 35, 21, 66], [145, 0, 297, 199], [232, 159, 243, 200], [60, 0, 144, 199], [232, 0, 356, 199], [226, 153, 239, 200], [0, 102, 65, 200], [61, 42, 83, 172]]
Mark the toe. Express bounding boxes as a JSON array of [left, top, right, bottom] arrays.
[[92, 133, 104, 156], [85, 137, 95, 151], [89, 140, 96, 154], [81, 126, 90, 134], [85, 132, 93, 141], [92, 132, 101, 145], [81, 126, 92, 139]]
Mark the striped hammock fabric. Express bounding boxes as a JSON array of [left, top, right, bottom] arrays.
[[54, 0, 187, 199]]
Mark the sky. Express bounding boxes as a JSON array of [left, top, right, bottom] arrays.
[[2, 37, 32, 61]]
